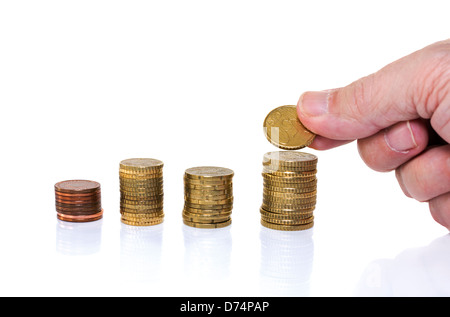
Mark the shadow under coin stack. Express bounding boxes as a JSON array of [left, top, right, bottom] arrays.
[[260, 151, 317, 231], [183, 166, 234, 229], [119, 158, 164, 226], [54, 180, 103, 222]]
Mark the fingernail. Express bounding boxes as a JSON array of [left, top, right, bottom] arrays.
[[298, 91, 330, 117], [395, 168, 412, 198], [384, 121, 418, 153]]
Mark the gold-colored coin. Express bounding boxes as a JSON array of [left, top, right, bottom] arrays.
[[184, 209, 232, 218], [260, 208, 314, 219], [184, 205, 233, 214], [184, 166, 234, 180], [260, 219, 314, 231], [261, 215, 314, 225], [183, 177, 232, 186], [262, 151, 318, 167], [184, 188, 233, 196], [120, 191, 164, 198], [121, 215, 164, 223], [185, 197, 234, 205], [119, 174, 164, 181], [121, 217, 164, 226], [263, 106, 316, 150], [120, 158, 164, 170], [120, 190, 163, 197], [262, 172, 317, 181], [120, 208, 163, 215], [184, 193, 231, 201], [183, 218, 231, 229], [263, 194, 316, 203], [182, 212, 231, 224], [184, 183, 233, 191], [120, 208, 164, 215], [120, 183, 163, 190], [263, 165, 317, 173], [263, 189, 317, 199], [262, 173, 316, 183], [121, 211, 164, 219], [120, 169, 163, 175], [120, 199, 163, 206], [261, 203, 316, 213], [264, 184, 317, 194], [262, 169, 317, 177], [184, 204, 233, 212]]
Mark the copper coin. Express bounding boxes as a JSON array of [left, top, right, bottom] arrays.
[[57, 209, 103, 222], [54, 180, 100, 194]]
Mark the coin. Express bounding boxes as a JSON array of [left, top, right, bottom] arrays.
[[57, 210, 103, 223], [263, 168, 317, 178], [183, 218, 232, 229], [263, 151, 318, 167], [184, 205, 233, 214], [185, 166, 234, 180], [262, 189, 317, 198], [121, 218, 164, 226], [260, 208, 314, 220], [261, 205, 316, 215], [260, 219, 314, 231], [263, 184, 317, 194], [263, 105, 316, 150], [182, 211, 231, 223], [120, 158, 164, 170], [55, 180, 101, 194]]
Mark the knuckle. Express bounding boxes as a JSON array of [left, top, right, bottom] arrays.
[[348, 77, 371, 119], [357, 137, 392, 172], [414, 42, 450, 119]]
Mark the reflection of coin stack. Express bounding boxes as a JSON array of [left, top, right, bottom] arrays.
[[119, 158, 164, 226], [183, 225, 232, 280], [54, 180, 103, 222], [120, 225, 163, 282], [183, 166, 234, 229], [260, 151, 317, 231], [260, 226, 314, 296]]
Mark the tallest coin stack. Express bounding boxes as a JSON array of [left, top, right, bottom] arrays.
[[119, 158, 164, 226], [260, 151, 317, 231]]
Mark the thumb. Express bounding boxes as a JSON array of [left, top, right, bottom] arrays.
[[297, 39, 450, 143]]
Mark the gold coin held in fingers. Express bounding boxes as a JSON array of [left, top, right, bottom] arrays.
[[263, 105, 315, 150]]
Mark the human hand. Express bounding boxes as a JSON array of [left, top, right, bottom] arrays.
[[297, 39, 450, 229]]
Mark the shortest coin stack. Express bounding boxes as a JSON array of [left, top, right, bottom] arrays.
[[55, 180, 103, 222], [260, 151, 318, 231], [119, 158, 164, 226], [183, 166, 234, 229]]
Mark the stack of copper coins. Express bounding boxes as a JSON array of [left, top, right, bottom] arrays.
[[54, 180, 103, 222], [119, 158, 164, 226]]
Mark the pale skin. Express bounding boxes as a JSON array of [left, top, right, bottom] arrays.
[[297, 39, 450, 230]]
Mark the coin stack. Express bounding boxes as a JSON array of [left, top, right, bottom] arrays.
[[260, 151, 317, 231], [54, 180, 103, 222], [183, 166, 234, 229], [119, 158, 164, 226]]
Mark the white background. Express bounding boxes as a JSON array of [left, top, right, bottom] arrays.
[[0, 0, 449, 297]]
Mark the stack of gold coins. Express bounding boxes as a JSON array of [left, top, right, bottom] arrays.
[[119, 158, 164, 226], [55, 180, 103, 222], [183, 166, 234, 229], [260, 151, 317, 231]]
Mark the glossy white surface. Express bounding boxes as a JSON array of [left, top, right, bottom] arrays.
[[0, 0, 449, 297]]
